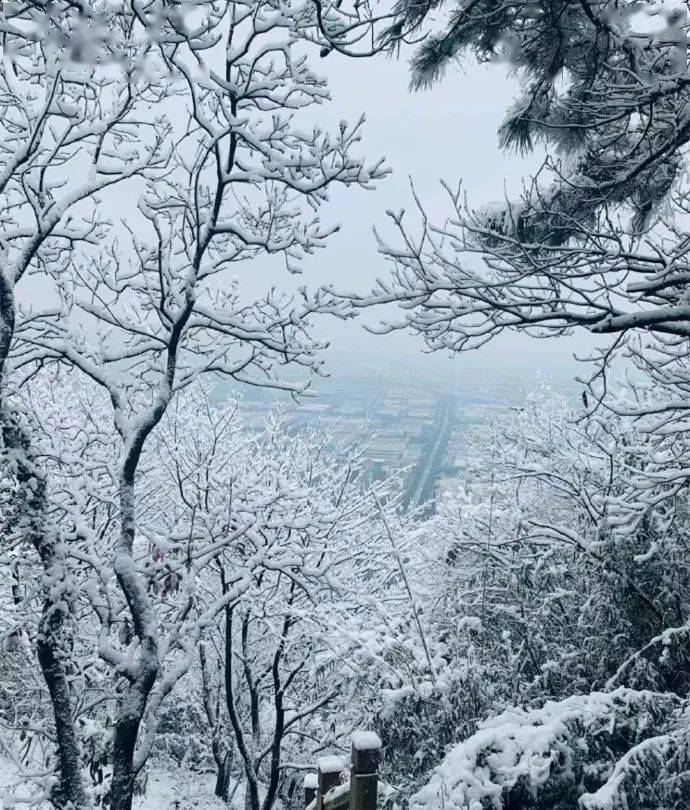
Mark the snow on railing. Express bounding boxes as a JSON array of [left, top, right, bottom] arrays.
[[305, 731, 382, 810]]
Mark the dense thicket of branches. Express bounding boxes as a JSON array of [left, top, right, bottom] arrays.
[[348, 0, 690, 544], [341, 1, 690, 807], [354, 0, 690, 351], [2, 0, 690, 809]]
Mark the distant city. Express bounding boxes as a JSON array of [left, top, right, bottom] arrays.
[[223, 366, 578, 512]]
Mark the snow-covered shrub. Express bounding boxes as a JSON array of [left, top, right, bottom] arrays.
[[373, 629, 494, 804], [580, 723, 690, 810], [154, 699, 212, 771], [380, 390, 690, 807], [422, 390, 690, 696], [377, 684, 479, 803], [411, 689, 686, 810]]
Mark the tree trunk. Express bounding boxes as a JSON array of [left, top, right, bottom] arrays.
[[224, 604, 261, 810], [1, 410, 90, 809], [36, 598, 90, 810], [110, 713, 140, 810], [200, 642, 231, 801], [109, 469, 159, 810], [109, 679, 157, 810], [215, 751, 232, 800]]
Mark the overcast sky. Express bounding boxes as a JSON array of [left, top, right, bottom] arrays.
[[21, 40, 602, 395], [284, 48, 602, 389]]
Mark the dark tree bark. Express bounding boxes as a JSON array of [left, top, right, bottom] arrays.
[[110, 711, 145, 810], [215, 752, 232, 801], [200, 642, 233, 801], [224, 603, 262, 810], [109, 464, 160, 810], [1, 410, 90, 809]]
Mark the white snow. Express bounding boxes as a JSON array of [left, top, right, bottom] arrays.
[[133, 772, 230, 810], [351, 731, 382, 751], [318, 756, 346, 774], [324, 782, 350, 802], [0, 759, 236, 810], [409, 689, 675, 810]]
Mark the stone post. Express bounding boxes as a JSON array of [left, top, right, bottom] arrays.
[[349, 732, 381, 810], [316, 756, 345, 810], [305, 773, 318, 808]]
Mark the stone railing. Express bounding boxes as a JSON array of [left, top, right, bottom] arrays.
[[304, 732, 382, 810]]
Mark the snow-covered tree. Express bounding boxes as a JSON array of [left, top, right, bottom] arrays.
[[368, 385, 690, 805], [382, 0, 690, 229], [6, 2, 385, 799], [176, 409, 403, 807], [343, 0, 690, 559], [344, 1, 690, 376], [0, 3, 171, 804], [3, 377, 419, 808]]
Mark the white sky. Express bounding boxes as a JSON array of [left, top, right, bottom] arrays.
[[288, 49, 602, 387], [20, 40, 603, 394]]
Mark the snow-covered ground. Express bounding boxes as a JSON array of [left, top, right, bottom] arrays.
[[0, 757, 230, 809], [134, 772, 229, 810]]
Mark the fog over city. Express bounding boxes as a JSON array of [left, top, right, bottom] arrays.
[[224, 50, 600, 508]]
